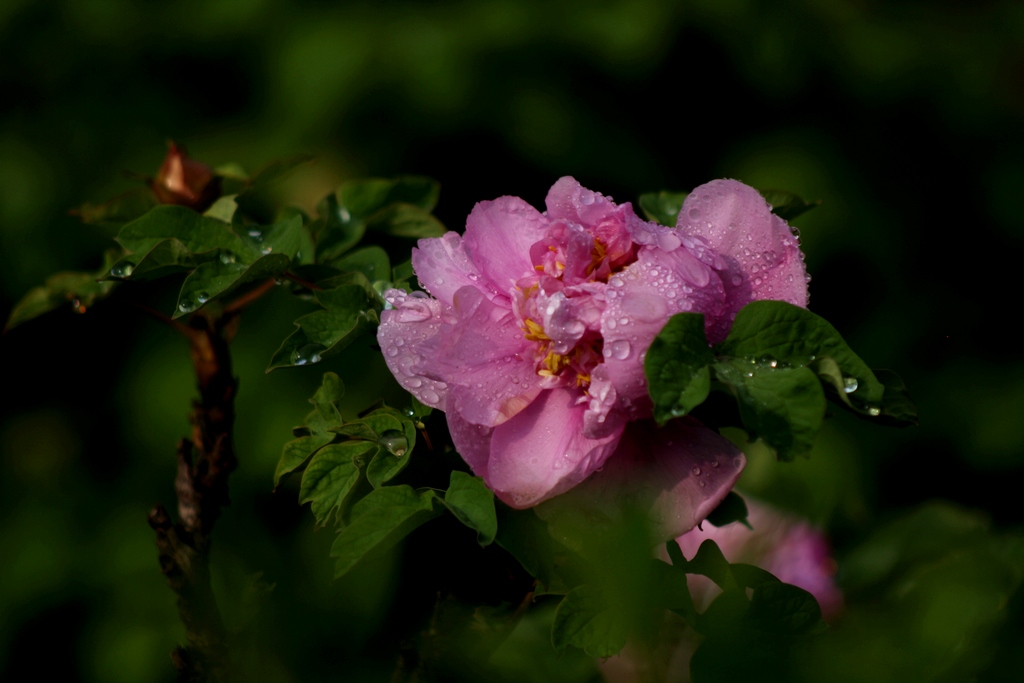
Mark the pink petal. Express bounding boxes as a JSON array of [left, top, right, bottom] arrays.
[[446, 407, 493, 477], [463, 196, 549, 294], [377, 290, 452, 409], [486, 387, 624, 509], [418, 285, 541, 427], [545, 177, 637, 269], [676, 180, 809, 338], [540, 417, 745, 541], [584, 246, 726, 438], [411, 232, 500, 306]]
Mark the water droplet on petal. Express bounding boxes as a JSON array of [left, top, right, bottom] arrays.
[[843, 377, 859, 394], [386, 346, 399, 357], [291, 343, 326, 366], [406, 378, 423, 388], [610, 340, 631, 360], [422, 389, 440, 404], [710, 460, 719, 468], [688, 208, 700, 219], [435, 277, 444, 285], [379, 430, 408, 457], [692, 466, 701, 476], [730, 275, 742, 287]]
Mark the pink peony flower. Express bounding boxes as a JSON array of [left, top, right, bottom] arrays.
[[377, 177, 807, 538]]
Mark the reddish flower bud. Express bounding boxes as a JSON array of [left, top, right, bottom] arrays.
[[151, 142, 219, 211]]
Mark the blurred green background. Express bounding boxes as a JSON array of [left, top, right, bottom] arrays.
[[2, 0, 1024, 681]]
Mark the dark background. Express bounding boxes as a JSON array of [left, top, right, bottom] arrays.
[[2, 1, 1023, 681]]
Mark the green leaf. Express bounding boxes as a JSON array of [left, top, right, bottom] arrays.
[[364, 413, 416, 488], [638, 190, 689, 227], [300, 441, 377, 527], [674, 539, 738, 591], [365, 203, 446, 239], [338, 176, 440, 218], [551, 585, 628, 657], [872, 368, 919, 427], [5, 252, 120, 331], [203, 194, 239, 223], [116, 205, 257, 261], [274, 433, 334, 487], [313, 193, 366, 263], [443, 472, 498, 546], [267, 279, 379, 371], [495, 505, 578, 595], [705, 491, 751, 529], [392, 259, 414, 283], [759, 189, 821, 221], [332, 246, 391, 282], [256, 213, 304, 260], [246, 154, 315, 189], [173, 253, 289, 317], [715, 300, 882, 415], [645, 313, 716, 424], [105, 238, 208, 282], [747, 580, 823, 636], [311, 372, 344, 423], [330, 485, 444, 578], [713, 358, 826, 460], [73, 188, 158, 226]]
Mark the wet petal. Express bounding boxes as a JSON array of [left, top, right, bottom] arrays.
[[412, 232, 499, 306], [419, 285, 541, 427], [584, 246, 726, 438], [676, 179, 808, 339], [545, 176, 637, 269], [540, 417, 745, 542], [447, 407, 494, 478], [487, 387, 624, 508], [464, 195, 549, 294], [377, 289, 452, 409]]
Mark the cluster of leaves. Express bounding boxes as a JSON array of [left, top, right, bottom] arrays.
[[275, 373, 499, 578], [5, 152, 445, 376], [644, 301, 917, 461]]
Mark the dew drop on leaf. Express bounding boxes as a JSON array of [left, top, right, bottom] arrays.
[[868, 406, 881, 416], [843, 377, 859, 393], [178, 299, 197, 314], [111, 262, 135, 278], [291, 343, 326, 366], [379, 430, 408, 457], [196, 291, 211, 304]]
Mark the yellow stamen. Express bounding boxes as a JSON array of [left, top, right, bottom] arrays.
[[523, 318, 550, 342]]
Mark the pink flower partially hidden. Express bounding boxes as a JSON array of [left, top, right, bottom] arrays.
[[378, 177, 808, 539], [675, 498, 844, 620], [601, 499, 842, 683]]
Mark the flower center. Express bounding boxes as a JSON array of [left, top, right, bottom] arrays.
[[516, 235, 636, 391]]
